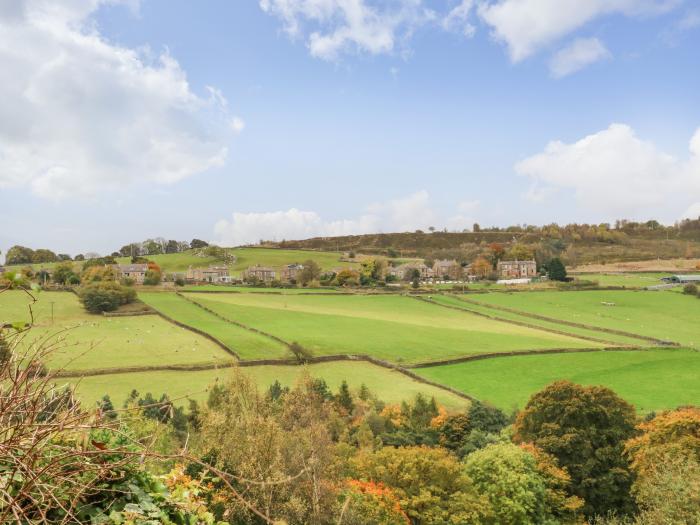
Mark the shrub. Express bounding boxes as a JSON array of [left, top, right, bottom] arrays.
[[174, 277, 185, 287], [77, 281, 136, 313], [683, 283, 698, 295], [143, 270, 162, 286], [289, 342, 313, 363]]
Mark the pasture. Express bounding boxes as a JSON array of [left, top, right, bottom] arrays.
[[182, 292, 602, 364], [415, 348, 700, 413], [0, 291, 233, 371], [470, 290, 700, 347], [66, 361, 470, 411], [571, 272, 673, 288], [139, 292, 290, 359]]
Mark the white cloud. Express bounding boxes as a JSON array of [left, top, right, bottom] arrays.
[[230, 116, 246, 134], [0, 0, 233, 200], [478, 0, 679, 62], [442, 0, 476, 37], [517, 123, 700, 220], [258, 0, 434, 60], [549, 37, 611, 78], [213, 191, 455, 245]]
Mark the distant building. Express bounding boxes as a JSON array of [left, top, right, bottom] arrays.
[[114, 264, 149, 284], [661, 274, 700, 284], [497, 260, 537, 279], [243, 264, 276, 282], [186, 265, 229, 283], [281, 263, 304, 282], [391, 262, 434, 281], [432, 259, 462, 280]]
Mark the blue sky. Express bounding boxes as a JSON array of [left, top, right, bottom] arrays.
[[1, 0, 699, 256]]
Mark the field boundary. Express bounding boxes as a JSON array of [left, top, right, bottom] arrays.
[[411, 296, 633, 348], [150, 309, 242, 360], [450, 295, 680, 347], [177, 292, 293, 349]]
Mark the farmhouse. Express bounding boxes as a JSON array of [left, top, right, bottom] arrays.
[[432, 259, 462, 280], [114, 264, 149, 284], [186, 265, 229, 283], [497, 260, 537, 279], [391, 262, 434, 281], [662, 274, 700, 284], [244, 264, 276, 282], [280, 263, 304, 282]]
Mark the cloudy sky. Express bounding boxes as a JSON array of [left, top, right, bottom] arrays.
[[1, 0, 699, 256]]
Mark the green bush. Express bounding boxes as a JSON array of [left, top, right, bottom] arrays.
[[77, 281, 136, 313], [143, 270, 162, 286], [683, 283, 698, 295]]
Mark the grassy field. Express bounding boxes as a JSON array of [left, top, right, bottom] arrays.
[[571, 258, 700, 273], [571, 272, 673, 288], [180, 285, 347, 293], [429, 295, 644, 346], [66, 361, 470, 411], [182, 293, 601, 364], [470, 290, 700, 348], [138, 293, 290, 360], [415, 349, 700, 413], [0, 291, 233, 371]]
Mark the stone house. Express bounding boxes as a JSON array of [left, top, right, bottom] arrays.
[[280, 263, 304, 282], [432, 259, 462, 280], [391, 262, 434, 281], [186, 265, 229, 283], [114, 264, 149, 284], [497, 260, 537, 279], [243, 264, 276, 282]]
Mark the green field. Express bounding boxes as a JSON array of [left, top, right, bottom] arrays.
[[0, 291, 233, 371], [415, 349, 700, 413], [66, 361, 469, 411], [571, 272, 673, 288], [429, 295, 647, 346], [180, 285, 347, 294], [182, 293, 601, 364], [138, 293, 290, 360], [470, 290, 700, 347]]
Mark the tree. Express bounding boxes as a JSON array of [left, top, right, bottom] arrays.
[[513, 381, 637, 518], [547, 257, 567, 281], [336, 268, 360, 286], [165, 239, 179, 254], [464, 443, 554, 524], [351, 446, 491, 524], [52, 262, 77, 285], [190, 238, 209, 249], [472, 256, 492, 278], [298, 259, 321, 286], [507, 243, 534, 261], [31, 248, 58, 263], [289, 341, 312, 363], [5, 245, 34, 265], [336, 380, 354, 413], [143, 269, 162, 286], [77, 281, 136, 313]]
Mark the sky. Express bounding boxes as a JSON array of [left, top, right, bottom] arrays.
[[1, 0, 699, 257]]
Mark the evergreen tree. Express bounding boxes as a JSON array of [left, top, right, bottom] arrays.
[[336, 380, 354, 412]]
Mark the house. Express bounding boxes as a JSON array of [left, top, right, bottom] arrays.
[[243, 264, 276, 282], [280, 263, 304, 283], [114, 264, 149, 284], [391, 262, 434, 281], [497, 260, 537, 279], [432, 259, 462, 280], [661, 274, 700, 284], [186, 265, 229, 283]]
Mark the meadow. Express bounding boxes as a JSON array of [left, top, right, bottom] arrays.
[[570, 272, 673, 288], [182, 292, 602, 364], [415, 348, 700, 413], [67, 361, 470, 411], [469, 289, 700, 348], [0, 291, 233, 371], [138, 292, 290, 360]]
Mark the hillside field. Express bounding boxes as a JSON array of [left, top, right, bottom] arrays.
[[415, 349, 700, 413], [469, 289, 700, 347], [181, 292, 601, 363], [67, 361, 470, 411]]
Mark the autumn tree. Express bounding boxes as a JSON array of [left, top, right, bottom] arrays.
[[513, 381, 637, 518], [506, 243, 534, 261], [471, 256, 492, 279], [298, 259, 321, 286], [351, 446, 491, 524]]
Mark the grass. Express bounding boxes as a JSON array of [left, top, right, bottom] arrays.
[[429, 295, 645, 346], [180, 285, 347, 294], [0, 291, 233, 371], [138, 292, 290, 360], [66, 362, 470, 411], [183, 293, 601, 364], [415, 348, 700, 413], [571, 272, 674, 288], [470, 290, 700, 348]]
